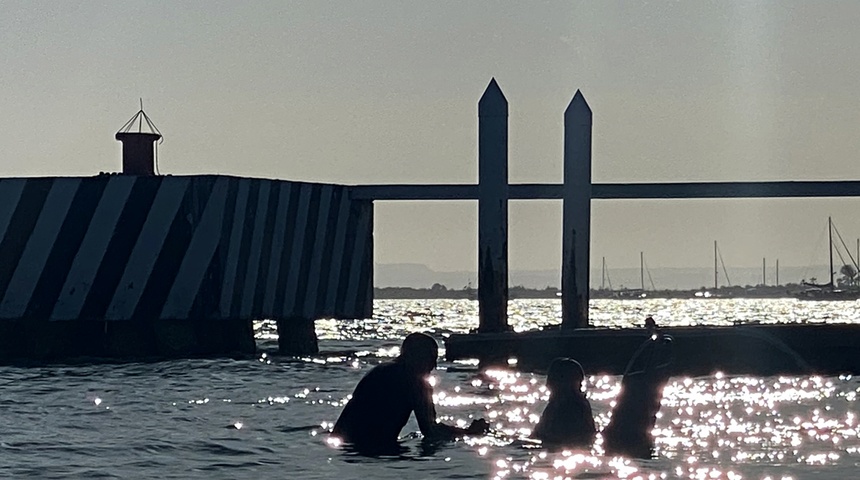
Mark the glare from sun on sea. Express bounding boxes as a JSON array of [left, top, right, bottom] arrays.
[[430, 365, 858, 479]]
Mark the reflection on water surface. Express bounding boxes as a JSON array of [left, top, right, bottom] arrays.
[[0, 298, 858, 479], [311, 299, 860, 479]]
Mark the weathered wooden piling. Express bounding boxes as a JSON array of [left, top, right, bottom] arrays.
[[277, 317, 319, 356], [561, 91, 592, 329], [477, 79, 509, 333]]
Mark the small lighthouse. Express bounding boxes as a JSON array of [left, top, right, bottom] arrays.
[[115, 103, 162, 175]]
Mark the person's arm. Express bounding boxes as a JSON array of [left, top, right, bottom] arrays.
[[413, 379, 489, 440]]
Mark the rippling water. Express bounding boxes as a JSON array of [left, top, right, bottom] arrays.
[[2, 299, 859, 479]]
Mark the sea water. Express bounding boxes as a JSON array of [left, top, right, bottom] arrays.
[[0, 298, 857, 479]]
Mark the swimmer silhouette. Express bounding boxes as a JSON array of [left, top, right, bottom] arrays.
[[531, 357, 596, 448], [331, 332, 489, 454], [602, 317, 674, 458]]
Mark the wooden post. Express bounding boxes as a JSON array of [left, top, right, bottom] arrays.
[[277, 317, 319, 356], [561, 91, 592, 329], [477, 79, 509, 333]]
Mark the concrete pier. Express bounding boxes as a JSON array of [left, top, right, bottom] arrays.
[[0, 174, 373, 362], [0, 318, 255, 362], [446, 323, 860, 377], [10, 84, 860, 365], [277, 317, 320, 356]]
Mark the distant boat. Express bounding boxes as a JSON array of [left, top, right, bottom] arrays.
[[796, 216, 860, 301], [593, 253, 653, 299], [698, 240, 733, 298]]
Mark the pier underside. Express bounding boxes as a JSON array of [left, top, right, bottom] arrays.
[[445, 324, 860, 377], [0, 319, 256, 363]]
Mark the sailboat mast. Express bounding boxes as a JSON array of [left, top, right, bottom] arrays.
[[776, 259, 779, 286], [762, 258, 766, 286], [601, 257, 606, 290], [714, 241, 718, 290], [640, 251, 644, 291], [829, 216, 835, 287]]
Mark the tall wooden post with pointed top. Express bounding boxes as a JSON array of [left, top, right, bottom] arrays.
[[478, 79, 509, 333], [561, 90, 592, 329]]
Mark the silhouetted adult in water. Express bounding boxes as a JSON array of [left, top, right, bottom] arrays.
[[602, 317, 674, 458], [331, 332, 489, 454], [531, 357, 596, 448]]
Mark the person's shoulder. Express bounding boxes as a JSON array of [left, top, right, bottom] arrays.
[[363, 360, 415, 382], [553, 391, 589, 405], [361, 360, 397, 377], [576, 395, 595, 415], [560, 393, 593, 414]]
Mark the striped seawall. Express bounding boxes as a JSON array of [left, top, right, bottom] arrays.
[[0, 175, 373, 325]]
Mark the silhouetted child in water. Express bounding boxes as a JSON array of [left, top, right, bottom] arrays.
[[602, 317, 674, 458], [531, 358, 596, 448], [532, 317, 674, 457]]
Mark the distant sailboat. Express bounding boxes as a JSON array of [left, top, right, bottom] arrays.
[[605, 252, 655, 299], [797, 217, 860, 301], [593, 257, 622, 299], [696, 241, 732, 298], [601, 257, 613, 291]]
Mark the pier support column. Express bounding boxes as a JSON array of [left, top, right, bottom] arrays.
[[561, 91, 593, 329], [477, 79, 510, 333], [277, 317, 319, 356]]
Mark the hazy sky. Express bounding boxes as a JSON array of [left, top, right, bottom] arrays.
[[3, 1, 860, 279]]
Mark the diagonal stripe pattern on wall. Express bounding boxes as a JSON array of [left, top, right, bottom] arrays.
[[0, 175, 373, 322]]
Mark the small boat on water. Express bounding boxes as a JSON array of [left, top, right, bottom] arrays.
[[796, 286, 860, 300], [796, 216, 860, 301]]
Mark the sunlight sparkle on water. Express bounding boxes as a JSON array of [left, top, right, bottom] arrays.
[[422, 341, 860, 478], [308, 299, 860, 478]]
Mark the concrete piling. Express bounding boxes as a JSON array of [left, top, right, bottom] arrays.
[[277, 317, 319, 356], [561, 91, 593, 329], [477, 79, 510, 333]]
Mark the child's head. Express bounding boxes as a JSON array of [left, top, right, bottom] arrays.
[[546, 357, 585, 393]]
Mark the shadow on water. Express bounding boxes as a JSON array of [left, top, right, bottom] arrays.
[[0, 351, 258, 369], [338, 437, 449, 462]]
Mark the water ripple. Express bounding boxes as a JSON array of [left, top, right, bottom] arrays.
[[0, 299, 857, 478]]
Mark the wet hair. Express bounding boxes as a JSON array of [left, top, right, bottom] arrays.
[[546, 357, 585, 392], [400, 332, 438, 362]]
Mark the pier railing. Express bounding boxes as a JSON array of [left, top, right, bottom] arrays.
[[349, 79, 860, 334]]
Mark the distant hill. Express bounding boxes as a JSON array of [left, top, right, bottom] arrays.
[[375, 263, 830, 290]]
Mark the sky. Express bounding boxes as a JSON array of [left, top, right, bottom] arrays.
[[2, 1, 860, 280]]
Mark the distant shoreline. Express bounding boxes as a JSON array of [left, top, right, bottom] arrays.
[[374, 283, 814, 300]]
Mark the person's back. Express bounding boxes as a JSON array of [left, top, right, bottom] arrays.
[[330, 332, 489, 454], [332, 361, 426, 450], [532, 358, 596, 448]]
